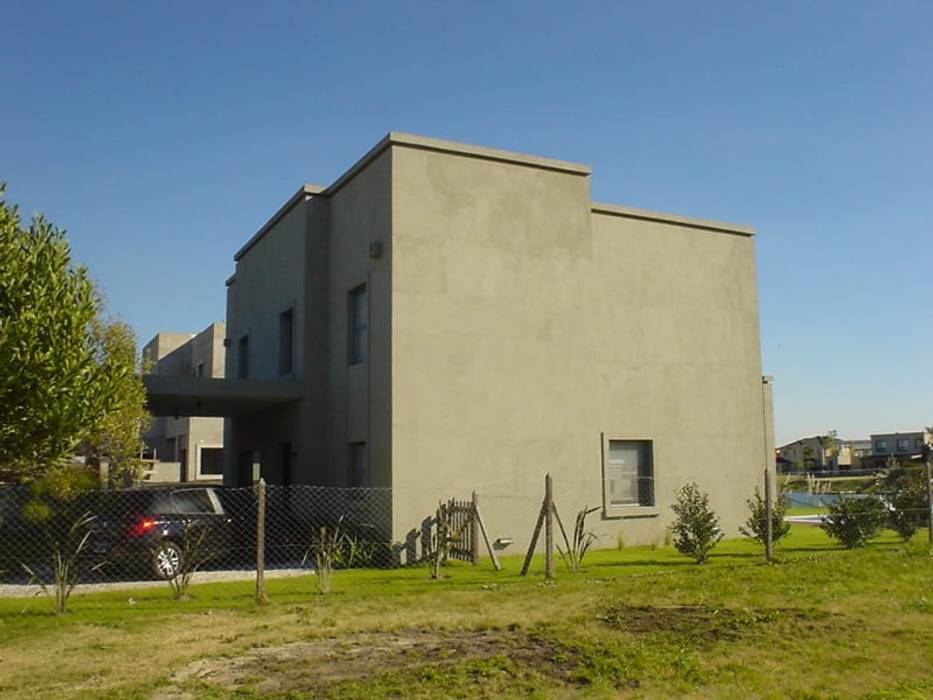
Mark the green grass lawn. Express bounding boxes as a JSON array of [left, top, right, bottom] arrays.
[[1, 525, 931, 699]]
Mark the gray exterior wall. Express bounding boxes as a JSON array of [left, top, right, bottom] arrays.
[[389, 144, 769, 549], [217, 133, 772, 554]]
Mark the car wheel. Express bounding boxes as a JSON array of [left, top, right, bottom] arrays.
[[152, 541, 183, 579]]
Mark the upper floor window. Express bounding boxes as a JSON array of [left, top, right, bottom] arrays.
[[237, 335, 249, 378], [604, 439, 654, 508], [896, 438, 910, 452], [196, 361, 204, 378], [349, 284, 368, 365], [278, 308, 294, 375], [874, 440, 887, 453]]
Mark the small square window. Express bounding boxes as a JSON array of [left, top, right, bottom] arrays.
[[896, 438, 910, 452], [874, 440, 888, 453], [604, 440, 654, 508]]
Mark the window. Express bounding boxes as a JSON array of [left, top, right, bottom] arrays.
[[349, 284, 368, 365], [605, 440, 654, 508], [237, 335, 249, 378], [172, 489, 215, 514], [897, 438, 910, 452], [349, 442, 367, 487], [278, 308, 294, 375], [874, 440, 888, 453], [196, 361, 204, 378], [199, 447, 223, 475]]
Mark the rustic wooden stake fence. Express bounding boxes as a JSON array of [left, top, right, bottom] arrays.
[[521, 474, 556, 578]]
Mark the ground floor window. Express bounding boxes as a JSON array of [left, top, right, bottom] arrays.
[[199, 447, 223, 476], [604, 439, 654, 508]]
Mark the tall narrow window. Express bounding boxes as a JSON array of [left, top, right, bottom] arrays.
[[237, 335, 249, 378], [349, 442, 367, 487], [349, 284, 368, 365], [278, 308, 294, 375], [605, 440, 654, 508], [196, 361, 204, 378]]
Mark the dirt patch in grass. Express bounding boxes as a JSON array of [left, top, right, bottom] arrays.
[[600, 604, 827, 644], [154, 628, 575, 698]]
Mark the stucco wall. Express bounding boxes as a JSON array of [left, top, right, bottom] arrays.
[[325, 150, 392, 489], [389, 144, 768, 553]]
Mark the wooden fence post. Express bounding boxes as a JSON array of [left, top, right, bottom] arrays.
[[545, 474, 554, 579], [255, 478, 269, 606], [926, 458, 933, 546], [764, 468, 773, 562], [470, 492, 480, 564]]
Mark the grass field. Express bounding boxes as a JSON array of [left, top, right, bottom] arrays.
[[1, 525, 931, 699]]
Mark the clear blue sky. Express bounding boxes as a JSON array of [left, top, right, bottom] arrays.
[[2, 2, 931, 445]]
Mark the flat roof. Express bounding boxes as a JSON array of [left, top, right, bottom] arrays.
[[233, 133, 753, 262], [591, 202, 754, 237]]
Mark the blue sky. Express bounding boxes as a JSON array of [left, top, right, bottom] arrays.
[[2, 2, 930, 445]]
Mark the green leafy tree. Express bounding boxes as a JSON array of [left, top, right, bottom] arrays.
[[82, 317, 151, 485], [739, 488, 791, 546], [671, 481, 723, 563], [0, 183, 131, 483], [821, 496, 887, 548]]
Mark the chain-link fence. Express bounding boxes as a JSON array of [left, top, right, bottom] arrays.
[[0, 469, 929, 591], [0, 483, 394, 586]]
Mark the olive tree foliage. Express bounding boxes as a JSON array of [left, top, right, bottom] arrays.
[[0, 184, 143, 484], [83, 317, 151, 484]]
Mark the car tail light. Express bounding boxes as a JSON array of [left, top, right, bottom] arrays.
[[127, 516, 157, 538]]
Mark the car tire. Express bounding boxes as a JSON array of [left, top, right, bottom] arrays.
[[152, 541, 183, 580]]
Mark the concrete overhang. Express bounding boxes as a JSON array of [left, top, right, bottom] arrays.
[[143, 375, 302, 417]]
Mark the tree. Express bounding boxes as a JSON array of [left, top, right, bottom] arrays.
[[0, 183, 129, 483], [820, 496, 887, 548], [82, 317, 151, 484], [671, 481, 723, 563], [823, 430, 839, 471], [740, 487, 791, 546]]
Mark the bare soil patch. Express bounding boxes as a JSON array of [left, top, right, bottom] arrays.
[[600, 604, 826, 644], [154, 628, 571, 698]]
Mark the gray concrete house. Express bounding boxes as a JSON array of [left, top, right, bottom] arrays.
[[145, 132, 774, 553], [142, 322, 226, 481]]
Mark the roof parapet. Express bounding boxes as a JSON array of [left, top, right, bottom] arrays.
[[591, 202, 755, 237]]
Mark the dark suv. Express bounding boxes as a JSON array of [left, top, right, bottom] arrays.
[[88, 487, 234, 579]]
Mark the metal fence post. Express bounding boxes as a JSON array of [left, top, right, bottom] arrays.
[[764, 468, 773, 562], [255, 478, 269, 606], [545, 474, 554, 579]]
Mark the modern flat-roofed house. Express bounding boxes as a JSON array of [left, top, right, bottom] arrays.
[[145, 133, 774, 551], [866, 429, 931, 468], [142, 322, 226, 481]]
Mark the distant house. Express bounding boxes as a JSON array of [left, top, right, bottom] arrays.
[[776, 436, 852, 473], [865, 429, 931, 468], [142, 323, 226, 481]]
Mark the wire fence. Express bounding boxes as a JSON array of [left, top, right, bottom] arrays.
[[0, 469, 929, 591]]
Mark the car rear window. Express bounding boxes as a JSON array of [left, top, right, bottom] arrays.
[[172, 489, 216, 514]]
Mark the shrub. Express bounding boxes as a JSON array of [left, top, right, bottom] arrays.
[[671, 482, 723, 564], [887, 485, 927, 542], [821, 496, 887, 548], [739, 488, 790, 546]]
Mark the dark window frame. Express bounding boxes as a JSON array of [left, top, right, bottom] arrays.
[[602, 438, 655, 510]]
